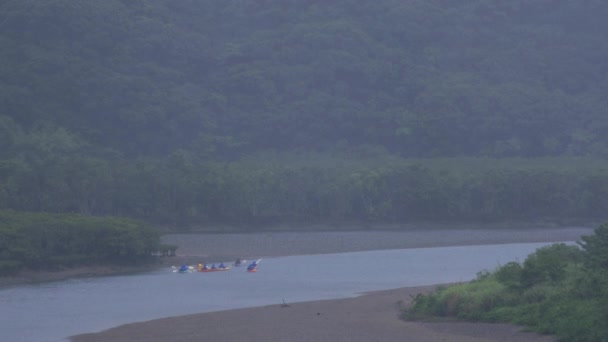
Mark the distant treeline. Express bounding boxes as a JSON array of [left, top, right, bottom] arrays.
[[407, 222, 608, 341], [0, 210, 161, 275], [1, 153, 607, 228]]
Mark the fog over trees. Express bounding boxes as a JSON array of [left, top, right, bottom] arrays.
[[1, 0, 608, 227], [3, 2, 607, 336]]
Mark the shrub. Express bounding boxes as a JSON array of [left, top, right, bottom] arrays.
[[521, 243, 583, 287], [0, 210, 161, 275], [495, 261, 523, 289], [537, 298, 607, 341], [406, 228, 608, 341], [412, 279, 508, 320], [579, 222, 608, 271]]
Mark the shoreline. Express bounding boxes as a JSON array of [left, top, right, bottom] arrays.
[[163, 219, 600, 234], [0, 264, 162, 289], [161, 226, 593, 266], [63, 226, 594, 342], [0, 225, 594, 289]]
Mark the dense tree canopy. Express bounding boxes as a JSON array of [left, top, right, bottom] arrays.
[[2, 0, 608, 158], [1, 1, 607, 227], [0, 210, 161, 275]]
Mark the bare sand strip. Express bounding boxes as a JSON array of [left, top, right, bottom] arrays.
[[163, 226, 594, 265], [71, 285, 555, 342]]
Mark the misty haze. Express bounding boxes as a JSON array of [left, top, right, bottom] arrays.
[[1, 1, 607, 341]]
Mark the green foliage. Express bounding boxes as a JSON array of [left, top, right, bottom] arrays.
[[520, 244, 583, 288], [2, 153, 608, 225], [2, 1, 608, 225], [408, 278, 514, 321], [579, 222, 608, 271], [1, 0, 608, 158], [0, 210, 161, 276], [407, 225, 608, 341], [494, 262, 522, 289], [536, 298, 608, 341]]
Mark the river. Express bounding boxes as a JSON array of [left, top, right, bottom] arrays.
[[0, 241, 571, 342]]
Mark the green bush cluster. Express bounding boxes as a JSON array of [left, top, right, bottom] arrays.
[[0, 210, 161, 276], [407, 223, 608, 341]]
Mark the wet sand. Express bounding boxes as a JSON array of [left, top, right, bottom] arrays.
[[71, 285, 555, 342], [69, 226, 591, 342]]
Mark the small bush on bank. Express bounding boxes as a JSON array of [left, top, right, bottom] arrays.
[[408, 278, 507, 320], [536, 298, 603, 340]]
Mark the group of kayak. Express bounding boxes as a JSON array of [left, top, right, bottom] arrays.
[[197, 263, 231, 272], [174, 258, 261, 273]]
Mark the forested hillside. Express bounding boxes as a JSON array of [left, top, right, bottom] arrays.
[[1, 0, 608, 227]]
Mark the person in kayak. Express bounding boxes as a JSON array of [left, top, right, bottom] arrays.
[[219, 263, 226, 269], [202, 264, 209, 270], [211, 263, 217, 269], [247, 262, 257, 271], [178, 264, 188, 272], [235, 258, 242, 266]]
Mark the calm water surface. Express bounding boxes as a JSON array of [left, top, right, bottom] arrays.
[[0, 242, 566, 342]]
